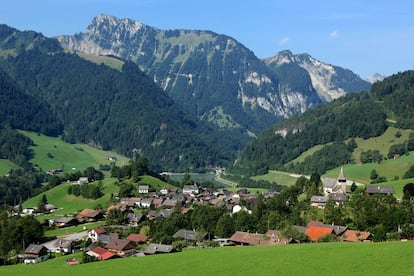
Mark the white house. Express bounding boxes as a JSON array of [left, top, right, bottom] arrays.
[[138, 185, 149, 194]]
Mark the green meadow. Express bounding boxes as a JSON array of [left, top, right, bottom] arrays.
[[19, 130, 130, 173], [252, 170, 301, 186], [23, 179, 119, 220], [0, 241, 412, 275]]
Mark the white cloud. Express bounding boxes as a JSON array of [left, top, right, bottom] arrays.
[[330, 30, 339, 39], [279, 36, 291, 45]]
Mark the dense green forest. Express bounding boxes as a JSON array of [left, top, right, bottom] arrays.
[[0, 24, 245, 172], [230, 71, 414, 176]]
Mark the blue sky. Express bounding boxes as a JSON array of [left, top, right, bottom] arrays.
[[1, 0, 413, 77]]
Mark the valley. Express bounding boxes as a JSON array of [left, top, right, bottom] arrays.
[[0, 12, 414, 275]]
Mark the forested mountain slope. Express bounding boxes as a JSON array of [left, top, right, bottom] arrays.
[[0, 24, 239, 171], [58, 14, 369, 136], [230, 71, 414, 176]]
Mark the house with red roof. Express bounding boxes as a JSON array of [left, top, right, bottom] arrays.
[[306, 226, 334, 242], [86, 246, 117, 261], [126, 233, 149, 244], [341, 230, 372, 242]]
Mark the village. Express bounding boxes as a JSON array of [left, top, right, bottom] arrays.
[[19, 167, 398, 265]]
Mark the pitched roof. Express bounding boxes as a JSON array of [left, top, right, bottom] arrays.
[[306, 226, 334, 241], [229, 231, 286, 246], [342, 230, 371, 242], [144, 243, 173, 254], [78, 208, 101, 218], [366, 186, 395, 194], [106, 238, 133, 251], [126, 233, 149, 243], [92, 226, 107, 235], [88, 246, 116, 260], [25, 244, 47, 255], [53, 239, 72, 248]]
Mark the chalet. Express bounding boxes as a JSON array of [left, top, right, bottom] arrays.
[[86, 246, 117, 261], [310, 196, 329, 208], [53, 217, 78, 228], [106, 238, 136, 257], [328, 193, 348, 204], [53, 239, 73, 254], [173, 229, 208, 241], [23, 244, 49, 264], [44, 204, 58, 213], [144, 243, 173, 255], [229, 231, 289, 246], [140, 198, 152, 208], [306, 226, 334, 242], [77, 209, 103, 222], [162, 198, 177, 208], [366, 186, 395, 196], [138, 185, 149, 194], [88, 226, 107, 243], [342, 230, 372, 242], [183, 184, 199, 195], [126, 233, 149, 244], [126, 213, 144, 225], [307, 221, 347, 236], [152, 198, 164, 208]]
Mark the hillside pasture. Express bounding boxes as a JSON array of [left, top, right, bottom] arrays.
[[23, 179, 119, 221], [0, 159, 19, 175], [252, 170, 301, 186], [19, 131, 130, 174], [0, 241, 412, 275]]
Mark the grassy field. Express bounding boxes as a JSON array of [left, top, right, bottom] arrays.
[[0, 159, 19, 175], [0, 241, 412, 275], [20, 131, 130, 174], [23, 178, 119, 221], [75, 52, 124, 71], [252, 170, 302, 186]]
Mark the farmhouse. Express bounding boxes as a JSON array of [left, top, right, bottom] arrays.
[[88, 226, 107, 242], [53, 239, 73, 254], [106, 238, 136, 257], [138, 185, 149, 194], [144, 243, 173, 255], [229, 230, 289, 246], [53, 216, 78, 228], [77, 208, 103, 222], [310, 196, 329, 208], [342, 230, 372, 242], [366, 186, 395, 195], [23, 244, 49, 264], [86, 246, 117, 261]]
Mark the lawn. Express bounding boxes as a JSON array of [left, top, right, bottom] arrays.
[[0, 241, 413, 275], [19, 130, 130, 174]]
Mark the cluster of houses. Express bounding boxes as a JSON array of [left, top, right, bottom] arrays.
[[20, 168, 396, 265], [21, 218, 373, 264], [310, 167, 395, 208]]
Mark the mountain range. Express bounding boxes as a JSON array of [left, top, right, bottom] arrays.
[[58, 14, 370, 135], [0, 15, 379, 172]]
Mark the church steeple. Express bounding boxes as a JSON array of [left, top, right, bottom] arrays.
[[337, 166, 347, 194], [338, 166, 346, 183]]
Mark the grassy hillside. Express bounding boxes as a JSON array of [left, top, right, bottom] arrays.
[[0, 159, 19, 175], [252, 170, 300, 186], [75, 51, 124, 71], [23, 179, 119, 221], [20, 131, 130, 173], [0, 241, 412, 275]]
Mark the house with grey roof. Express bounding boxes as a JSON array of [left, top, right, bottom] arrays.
[[23, 244, 49, 264], [366, 186, 395, 195], [144, 243, 173, 255]]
